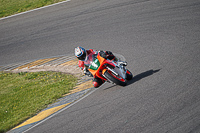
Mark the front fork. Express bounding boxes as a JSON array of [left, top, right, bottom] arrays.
[[102, 65, 127, 83]]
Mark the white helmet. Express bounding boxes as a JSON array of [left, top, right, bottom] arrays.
[[75, 46, 86, 61]]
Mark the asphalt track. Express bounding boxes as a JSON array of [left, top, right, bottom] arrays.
[[1, 0, 200, 132]]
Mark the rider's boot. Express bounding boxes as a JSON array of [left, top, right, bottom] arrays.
[[93, 77, 105, 88]]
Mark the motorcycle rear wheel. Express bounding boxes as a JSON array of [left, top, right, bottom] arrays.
[[104, 70, 127, 86]]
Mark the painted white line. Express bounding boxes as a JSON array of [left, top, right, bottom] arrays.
[[22, 87, 99, 133], [0, 0, 71, 21]]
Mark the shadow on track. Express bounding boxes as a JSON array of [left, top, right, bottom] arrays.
[[127, 69, 160, 85], [103, 84, 117, 90], [103, 69, 160, 90]]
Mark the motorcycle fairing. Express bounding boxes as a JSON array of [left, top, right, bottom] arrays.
[[88, 53, 115, 80]]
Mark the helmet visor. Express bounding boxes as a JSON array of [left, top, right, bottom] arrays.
[[77, 52, 86, 61]]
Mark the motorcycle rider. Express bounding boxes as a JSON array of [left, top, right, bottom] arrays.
[[75, 46, 118, 88]]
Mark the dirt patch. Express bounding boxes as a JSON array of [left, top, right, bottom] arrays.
[[12, 64, 83, 77], [10, 58, 84, 78]]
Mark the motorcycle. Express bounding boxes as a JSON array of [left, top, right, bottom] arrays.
[[84, 51, 133, 86]]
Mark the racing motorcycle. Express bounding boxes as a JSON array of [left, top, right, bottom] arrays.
[[84, 51, 133, 86]]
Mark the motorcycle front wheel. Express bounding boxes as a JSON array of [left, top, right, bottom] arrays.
[[104, 70, 127, 86], [126, 69, 133, 80]]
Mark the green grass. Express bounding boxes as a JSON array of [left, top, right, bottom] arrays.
[[0, 71, 77, 133], [0, 0, 66, 18]]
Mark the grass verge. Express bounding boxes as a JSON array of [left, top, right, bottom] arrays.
[[0, 0, 66, 18], [0, 71, 77, 133]]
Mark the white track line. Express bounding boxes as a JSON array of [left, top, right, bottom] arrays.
[[22, 87, 100, 133], [0, 0, 71, 21]]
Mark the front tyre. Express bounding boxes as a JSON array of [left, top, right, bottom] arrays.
[[126, 69, 133, 80], [104, 70, 126, 86]]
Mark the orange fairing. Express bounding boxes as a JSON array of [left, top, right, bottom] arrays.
[[97, 54, 105, 64], [88, 53, 106, 76], [88, 69, 97, 76], [102, 69, 107, 75], [88, 53, 115, 81]]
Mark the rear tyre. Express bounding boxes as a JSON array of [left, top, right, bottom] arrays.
[[104, 70, 126, 86]]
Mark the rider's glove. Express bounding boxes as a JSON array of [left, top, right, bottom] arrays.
[[106, 51, 113, 55], [99, 51, 108, 59]]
